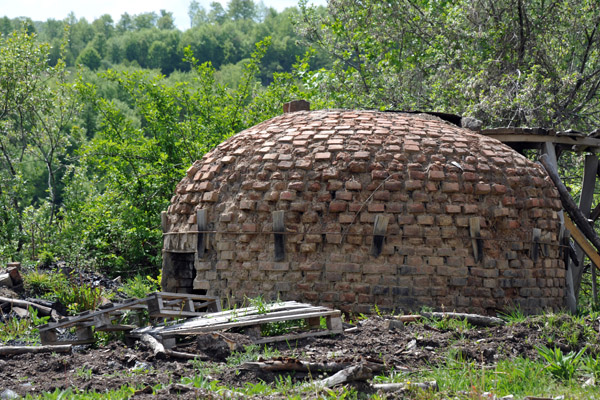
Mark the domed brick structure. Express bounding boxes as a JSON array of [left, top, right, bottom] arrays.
[[161, 108, 566, 315]]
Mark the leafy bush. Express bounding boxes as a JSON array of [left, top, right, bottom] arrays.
[[536, 345, 587, 382], [120, 274, 160, 299]]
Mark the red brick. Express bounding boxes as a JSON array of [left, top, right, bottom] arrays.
[[428, 170, 445, 181], [405, 180, 423, 190], [280, 191, 296, 201], [445, 204, 461, 213], [463, 204, 478, 214], [417, 215, 434, 225], [202, 191, 219, 202], [475, 183, 491, 194], [384, 180, 403, 191], [315, 152, 332, 160], [442, 182, 460, 193], [368, 203, 385, 212], [329, 201, 347, 213], [373, 191, 391, 201], [354, 151, 370, 160], [408, 203, 426, 213], [492, 184, 507, 194], [335, 191, 353, 201], [348, 162, 367, 172], [372, 170, 389, 180], [345, 180, 362, 190], [296, 159, 312, 169]]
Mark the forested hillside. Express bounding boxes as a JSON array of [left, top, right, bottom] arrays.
[[1, 0, 599, 282]]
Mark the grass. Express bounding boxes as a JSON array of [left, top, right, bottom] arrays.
[[0, 307, 49, 344]]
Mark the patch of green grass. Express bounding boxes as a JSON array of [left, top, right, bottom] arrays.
[[119, 274, 159, 299], [537, 345, 587, 382], [424, 315, 474, 334], [0, 307, 49, 344], [24, 385, 136, 399], [23, 269, 69, 298], [498, 304, 527, 324], [226, 344, 281, 366]]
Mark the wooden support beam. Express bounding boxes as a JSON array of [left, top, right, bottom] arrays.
[[564, 216, 600, 273], [273, 210, 285, 262], [469, 217, 483, 262], [371, 215, 389, 257], [196, 209, 207, 259], [541, 145, 577, 312]]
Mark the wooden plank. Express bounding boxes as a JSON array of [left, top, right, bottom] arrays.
[[156, 305, 334, 332], [273, 210, 286, 261], [161, 211, 168, 233], [253, 326, 343, 344], [469, 217, 483, 262], [197, 209, 207, 259], [541, 145, 577, 313], [371, 215, 389, 257], [39, 298, 149, 331], [482, 133, 600, 150], [574, 154, 598, 291], [564, 215, 600, 272], [160, 310, 342, 336]]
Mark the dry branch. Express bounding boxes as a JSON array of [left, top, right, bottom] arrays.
[[0, 296, 54, 316], [304, 363, 374, 390], [140, 333, 166, 359], [420, 312, 505, 327], [373, 381, 438, 393], [241, 359, 385, 374], [0, 345, 71, 356]]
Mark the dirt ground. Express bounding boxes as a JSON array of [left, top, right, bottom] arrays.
[[1, 312, 595, 399]]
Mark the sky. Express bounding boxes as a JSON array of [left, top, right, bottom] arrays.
[[0, 0, 327, 30]]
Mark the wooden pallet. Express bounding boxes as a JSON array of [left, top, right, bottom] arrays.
[[37, 292, 223, 345], [132, 301, 343, 344], [147, 292, 221, 318], [38, 298, 148, 345]]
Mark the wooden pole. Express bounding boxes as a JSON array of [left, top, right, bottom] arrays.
[[539, 146, 577, 313]]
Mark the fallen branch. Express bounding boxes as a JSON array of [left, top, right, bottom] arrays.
[[421, 312, 505, 327], [140, 333, 208, 361], [373, 381, 438, 393], [0, 296, 55, 317], [241, 359, 385, 374], [141, 333, 166, 359], [304, 363, 374, 390], [0, 345, 72, 356], [165, 350, 209, 361]]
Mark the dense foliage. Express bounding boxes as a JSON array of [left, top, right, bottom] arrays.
[[1, 0, 599, 309]]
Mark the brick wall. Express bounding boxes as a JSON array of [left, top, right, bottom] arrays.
[[162, 110, 565, 315]]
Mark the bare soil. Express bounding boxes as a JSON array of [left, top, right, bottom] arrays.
[[1, 313, 596, 398]]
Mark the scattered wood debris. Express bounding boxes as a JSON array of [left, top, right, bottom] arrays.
[[37, 292, 221, 345], [132, 300, 344, 345]]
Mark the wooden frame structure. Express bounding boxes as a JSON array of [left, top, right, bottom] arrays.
[[481, 128, 600, 310]]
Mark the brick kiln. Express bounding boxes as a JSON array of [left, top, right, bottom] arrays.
[[162, 106, 566, 315]]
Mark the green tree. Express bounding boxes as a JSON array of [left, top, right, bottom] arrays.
[[0, 30, 80, 260], [208, 2, 227, 24], [297, 0, 600, 130], [65, 37, 301, 272], [188, 0, 208, 28], [77, 45, 101, 70], [228, 0, 257, 21], [157, 10, 175, 30]]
